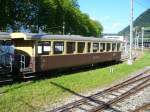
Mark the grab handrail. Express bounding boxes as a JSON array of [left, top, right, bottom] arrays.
[[20, 54, 25, 72]]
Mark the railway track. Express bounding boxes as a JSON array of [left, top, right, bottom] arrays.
[[121, 51, 138, 62], [50, 68, 150, 112], [131, 103, 150, 112]]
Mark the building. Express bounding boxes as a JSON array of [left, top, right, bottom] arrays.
[[103, 35, 124, 41]]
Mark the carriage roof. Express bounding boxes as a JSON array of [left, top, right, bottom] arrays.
[[10, 33, 123, 43], [0, 32, 11, 40]]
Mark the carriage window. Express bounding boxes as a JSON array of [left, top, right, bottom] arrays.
[[67, 42, 75, 54], [87, 43, 91, 53], [93, 43, 99, 52], [43, 42, 51, 52], [100, 43, 105, 52], [112, 43, 116, 51], [78, 42, 85, 53], [54, 41, 64, 54], [38, 43, 42, 54], [38, 42, 51, 55], [107, 43, 111, 52], [117, 43, 121, 51]]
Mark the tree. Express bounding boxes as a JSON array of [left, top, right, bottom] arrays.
[[0, 0, 103, 37]]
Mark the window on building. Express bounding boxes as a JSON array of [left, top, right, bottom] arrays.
[[38, 42, 51, 55], [100, 43, 105, 52], [54, 41, 64, 54], [112, 43, 116, 51], [67, 42, 75, 54], [93, 43, 99, 52], [107, 43, 111, 52], [78, 42, 85, 53]]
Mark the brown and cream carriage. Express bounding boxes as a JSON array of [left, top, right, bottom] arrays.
[[9, 33, 122, 75]]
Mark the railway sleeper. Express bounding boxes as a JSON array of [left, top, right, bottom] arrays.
[[118, 88, 131, 93], [109, 92, 121, 96], [106, 94, 116, 99], [83, 101, 100, 107], [89, 80, 150, 112], [79, 104, 94, 111], [97, 94, 116, 100], [96, 97, 110, 102]]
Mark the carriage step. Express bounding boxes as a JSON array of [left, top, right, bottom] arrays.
[[23, 71, 34, 75], [0, 79, 13, 84], [21, 68, 32, 74], [23, 75, 35, 79], [0, 65, 12, 74], [22, 68, 35, 79], [0, 70, 11, 74]]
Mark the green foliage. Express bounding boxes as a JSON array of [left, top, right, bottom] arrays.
[[0, 0, 38, 31], [0, 0, 103, 37], [119, 9, 150, 35]]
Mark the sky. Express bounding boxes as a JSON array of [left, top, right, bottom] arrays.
[[78, 0, 150, 33]]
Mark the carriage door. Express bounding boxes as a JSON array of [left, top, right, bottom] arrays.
[[13, 40, 34, 73]]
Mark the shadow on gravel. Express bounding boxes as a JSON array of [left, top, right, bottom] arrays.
[[50, 81, 122, 112], [0, 61, 121, 87]]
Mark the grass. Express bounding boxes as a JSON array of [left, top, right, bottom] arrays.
[[0, 52, 150, 112]]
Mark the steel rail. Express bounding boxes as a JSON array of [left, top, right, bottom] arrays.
[[50, 70, 150, 112], [90, 78, 150, 112]]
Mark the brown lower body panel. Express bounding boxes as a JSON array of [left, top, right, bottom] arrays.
[[33, 52, 121, 72]]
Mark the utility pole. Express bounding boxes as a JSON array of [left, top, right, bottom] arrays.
[[134, 35, 136, 49], [135, 28, 138, 49], [62, 21, 65, 35], [137, 33, 139, 48], [37, 0, 39, 33], [128, 0, 133, 65], [141, 27, 144, 52]]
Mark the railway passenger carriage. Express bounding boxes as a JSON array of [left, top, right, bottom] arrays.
[[11, 33, 122, 74], [0, 33, 123, 77]]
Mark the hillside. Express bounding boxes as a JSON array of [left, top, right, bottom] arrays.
[[119, 9, 150, 35]]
